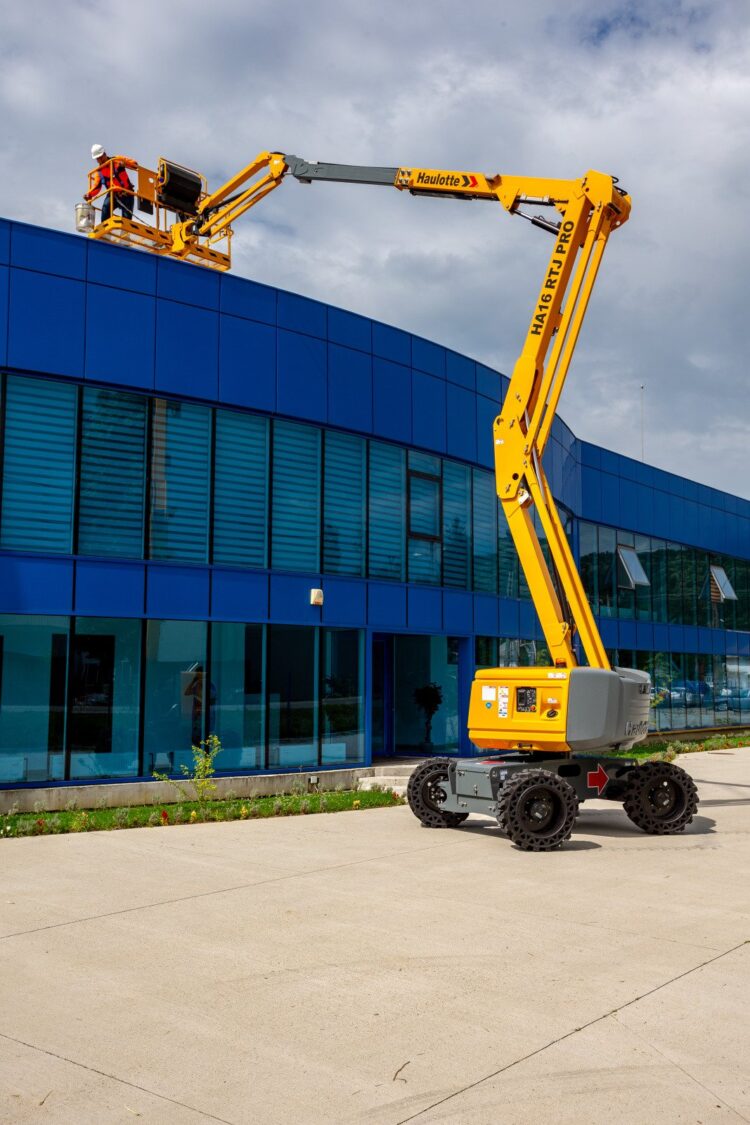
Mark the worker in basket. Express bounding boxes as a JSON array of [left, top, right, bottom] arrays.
[[85, 144, 136, 222]]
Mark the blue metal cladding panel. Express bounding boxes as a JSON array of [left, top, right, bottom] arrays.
[[85, 285, 156, 390], [653, 623, 669, 652], [372, 322, 411, 365], [87, 241, 157, 295], [412, 336, 445, 378], [412, 370, 446, 453], [446, 383, 477, 462], [598, 616, 618, 648], [445, 351, 475, 390], [618, 619, 637, 649], [220, 274, 277, 325], [276, 329, 327, 423], [327, 343, 372, 432], [74, 560, 145, 616], [367, 582, 407, 629], [601, 473, 619, 520], [156, 258, 220, 309], [498, 596, 520, 637], [146, 564, 210, 619], [372, 358, 411, 444], [11, 224, 86, 280], [0, 266, 7, 365], [270, 573, 322, 625], [328, 307, 372, 352], [155, 299, 219, 399], [581, 470, 602, 522], [277, 291, 326, 338], [636, 622, 654, 651], [211, 568, 269, 622], [408, 585, 442, 630], [518, 601, 541, 640], [8, 269, 85, 378], [321, 577, 367, 627], [219, 315, 276, 412], [473, 594, 498, 635], [580, 442, 601, 470], [475, 395, 496, 470], [443, 589, 472, 634], [476, 363, 502, 402], [0, 219, 9, 263], [0, 554, 74, 614]]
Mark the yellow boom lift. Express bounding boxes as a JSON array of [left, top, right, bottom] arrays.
[[76, 152, 699, 849]]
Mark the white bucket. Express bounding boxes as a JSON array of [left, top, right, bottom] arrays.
[[75, 201, 96, 233]]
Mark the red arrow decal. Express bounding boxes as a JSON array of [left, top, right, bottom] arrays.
[[586, 763, 609, 796], [469, 175, 478, 188]]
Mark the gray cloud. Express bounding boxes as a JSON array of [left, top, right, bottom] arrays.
[[2, 0, 749, 496]]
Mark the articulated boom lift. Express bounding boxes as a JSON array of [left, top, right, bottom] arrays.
[[77, 152, 699, 849]]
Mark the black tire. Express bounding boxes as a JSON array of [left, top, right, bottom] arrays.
[[623, 761, 698, 835], [407, 758, 469, 828], [496, 769, 578, 851]]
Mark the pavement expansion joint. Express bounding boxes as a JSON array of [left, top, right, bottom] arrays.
[[394, 939, 750, 1124], [0, 1030, 237, 1125], [0, 834, 467, 942]]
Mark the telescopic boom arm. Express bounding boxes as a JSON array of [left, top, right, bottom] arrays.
[[81, 149, 631, 677], [180, 151, 629, 672]]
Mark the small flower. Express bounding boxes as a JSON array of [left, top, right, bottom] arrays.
[[353, 799, 361, 810], [160, 809, 169, 824], [189, 810, 198, 823], [240, 805, 249, 819]]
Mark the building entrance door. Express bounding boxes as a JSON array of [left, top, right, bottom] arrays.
[[371, 634, 394, 758]]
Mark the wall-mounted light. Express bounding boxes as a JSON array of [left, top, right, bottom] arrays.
[[310, 588, 324, 606]]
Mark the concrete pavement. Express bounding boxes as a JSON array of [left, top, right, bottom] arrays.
[[0, 749, 748, 1124]]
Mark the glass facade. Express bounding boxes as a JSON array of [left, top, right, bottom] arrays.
[[0, 614, 366, 783], [0, 371, 747, 788]]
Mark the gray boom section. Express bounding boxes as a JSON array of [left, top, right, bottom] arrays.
[[282, 155, 398, 187]]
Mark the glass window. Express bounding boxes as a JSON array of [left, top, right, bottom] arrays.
[[68, 617, 141, 780], [142, 620, 207, 776], [408, 458, 441, 585], [78, 387, 147, 558], [321, 628, 364, 765], [323, 431, 365, 576], [267, 625, 317, 769], [710, 564, 738, 602], [368, 441, 406, 580], [650, 538, 668, 622], [472, 469, 497, 593], [394, 634, 459, 754], [271, 420, 321, 573], [0, 615, 68, 783], [681, 548, 698, 626], [667, 542, 683, 624], [210, 622, 265, 771], [735, 560, 750, 632], [150, 399, 211, 563], [617, 545, 650, 588], [213, 410, 268, 568], [597, 527, 616, 617], [442, 461, 471, 589], [498, 504, 519, 599], [579, 522, 598, 610], [634, 534, 652, 622], [1, 376, 77, 554], [475, 636, 498, 669]]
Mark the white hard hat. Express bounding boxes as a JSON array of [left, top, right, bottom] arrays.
[[91, 143, 106, 160]]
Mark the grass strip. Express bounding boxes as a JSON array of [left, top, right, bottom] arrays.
[[1, 787, 405, 839]]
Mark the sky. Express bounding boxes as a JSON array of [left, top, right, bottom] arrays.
[[1, 0, 749, 497]]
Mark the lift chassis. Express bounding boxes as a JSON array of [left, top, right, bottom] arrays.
[[407, 753, 699, 851]]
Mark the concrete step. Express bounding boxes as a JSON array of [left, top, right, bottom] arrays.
[[358, 774, 411, 795], [369, 763, 422, 777]]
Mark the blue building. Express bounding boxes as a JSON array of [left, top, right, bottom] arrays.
[[0, 216, 748, 789]]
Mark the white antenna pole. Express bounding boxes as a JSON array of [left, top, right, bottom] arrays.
[[640, 384, 645, 461]]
